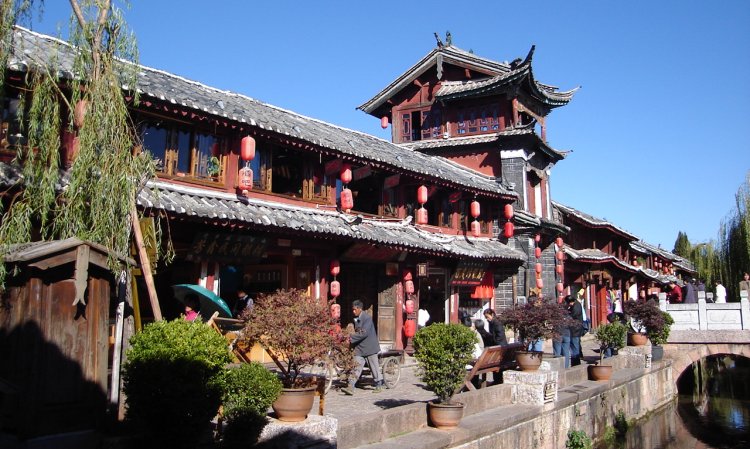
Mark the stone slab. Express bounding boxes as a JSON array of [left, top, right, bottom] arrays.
[[258, 414, 337, 449]]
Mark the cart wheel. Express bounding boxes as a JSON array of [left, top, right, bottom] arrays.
[[381, 357, 401, 389], [305, 359, 334, 394]]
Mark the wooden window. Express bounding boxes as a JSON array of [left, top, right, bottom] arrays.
[[421, 108, 442, 140], [401, 113, 411, 142], [381, 187, 398, 217]]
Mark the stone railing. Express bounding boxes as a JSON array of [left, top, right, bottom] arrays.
[[659, 291, 750, 330]]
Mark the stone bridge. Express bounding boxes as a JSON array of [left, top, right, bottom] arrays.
[[659, 292, 750, 382]]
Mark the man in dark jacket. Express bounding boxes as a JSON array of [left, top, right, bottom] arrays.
[[566, 295, 584, 366], [483, 308, 508, 346], [342, 300, 383, 395]]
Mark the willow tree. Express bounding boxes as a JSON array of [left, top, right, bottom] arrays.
[[0, 0, 164, 317]]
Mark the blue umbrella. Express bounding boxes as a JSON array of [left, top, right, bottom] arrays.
[[172, 284, 233, 320]]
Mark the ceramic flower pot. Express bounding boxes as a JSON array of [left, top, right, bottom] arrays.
[[515, 350, 543, 371], [628, 332, 649, 346], [427, 401, 465, 429], [272, 386, 316, 422], [588, 364, 613, 381]]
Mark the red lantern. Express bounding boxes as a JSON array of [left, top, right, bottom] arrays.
[[405, 299, 415, 314], [341, 188, 354, 211], [556, 251, 564, 261], [330, 260, 340, 276], [555, 237, 564, 248], [330, 303, 341, 319], [74, 99, 88, 128], [417, 185, 428, 205], [238, 167, 253, 191], [330, 280, 340, 297], [556, 282, 564, 293], [404, 279, 415, 295], [381, 116, 389, 129], [471, 220, 481, 237], [404, 319, 417, 338], [536, 278, 544, 289], [535, 247, 542, 258], [470, 200, 481, 218], [534, 234, 541, 243], [504, 204, 514, 219], [555, 264, 564, 275], [416, 207, 428, 225], [535, 263, 542, 274], [503, 221, 514, 238], [241, 136, 256, 161], [340, 163, 352, 184]]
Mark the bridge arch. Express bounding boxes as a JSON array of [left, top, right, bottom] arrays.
[[665, 342, 750, 383]]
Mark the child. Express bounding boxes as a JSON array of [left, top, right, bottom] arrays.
[[183, 293, 201, 321]]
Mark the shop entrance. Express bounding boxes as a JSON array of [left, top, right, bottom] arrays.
[[418, 268, 448, 325]]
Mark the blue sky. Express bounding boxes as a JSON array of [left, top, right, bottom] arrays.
[[28, 1, 750, 250]]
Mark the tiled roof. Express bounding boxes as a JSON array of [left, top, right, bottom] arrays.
[[434, 48, 577, 106], [563, 246, 682, 284], [138, 180, 526, 262], [630, 241, 696, 274], [552, 201, 639, 240], [7, 26, 516, 199]]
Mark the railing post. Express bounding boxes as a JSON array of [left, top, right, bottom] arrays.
[[698, 293, 707, 330], [659, 293, 667, 312], [741, 294, 750, 330]]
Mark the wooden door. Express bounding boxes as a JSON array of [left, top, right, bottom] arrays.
[[377, 275, 398, 348]]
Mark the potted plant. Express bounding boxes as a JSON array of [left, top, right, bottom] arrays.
[[589, 321, 627, 381], [412, 323, 476, 429], [623, 299, 671, 353], [238, 288, 350, 422], [499, 297, 573, 371], [645, 310, 673, 361]]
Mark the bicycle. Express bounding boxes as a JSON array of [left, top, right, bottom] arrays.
[[303, 348, 403, 394]]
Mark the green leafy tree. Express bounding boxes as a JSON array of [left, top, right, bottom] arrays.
[[413, 323, 476, 404], [673, 231, 691, 258], [0, 1, 170, 291]]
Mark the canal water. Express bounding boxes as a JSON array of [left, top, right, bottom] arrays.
[[597, 355, 750, 449]]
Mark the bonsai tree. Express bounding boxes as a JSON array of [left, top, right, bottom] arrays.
[[499, 297, 574, 350], [593, 321, 627, 365], [238, 288, 352, 388], [412, 323, 476, 404], [623, 299, 673, 345]]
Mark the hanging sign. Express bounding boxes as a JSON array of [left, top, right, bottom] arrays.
[[188, 232, 268, 263], [450, 261, 488, 286]]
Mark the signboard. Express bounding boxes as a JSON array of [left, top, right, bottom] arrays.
[[188, 232, 268, 263], [450, 261, 487, 286]]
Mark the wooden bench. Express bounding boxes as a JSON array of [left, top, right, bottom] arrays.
[[462, 342, 523, 391]]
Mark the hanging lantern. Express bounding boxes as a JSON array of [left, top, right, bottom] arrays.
[[503, 221, 514, 238], [405, 299, 415, 314], [404, 279, 415, 295], [470, 200, 481, 218], [341, 188, 354, 211], [403, 319, 417, 338], [241, 136, 256, 161], [417, 185, 428, 205], [534, 233, 541, 243], [330, 303, 341, 319], [535, 263, 542, 274], [504, 204, 514, 220], [416, 207, 428, 225], [330, 260, 340, 276], [238, 167, 253, 191], [555, 237, 564, 248], [381, 116, 389, 129], [536, 278, 544, 289], [555, 264, 564, 275], [556, 282, 564, 293], [330, 280, 341, 297], [556, 251, 564, 261], [74, 99, 88, 128], [471, 220, 481, 237], [535, 247, 542, 258], [340, 163, 352, 184]]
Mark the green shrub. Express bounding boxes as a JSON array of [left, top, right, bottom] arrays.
[[219, 362, 282, 448], [648, 311, 674, 346], [565, 429, 593, 449], [594, 321, 627, 364], [123, 319, 232, 447], [413, 323, 475, 404]]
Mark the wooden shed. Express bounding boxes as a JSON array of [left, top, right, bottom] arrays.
[[0, 238, 129, 438]]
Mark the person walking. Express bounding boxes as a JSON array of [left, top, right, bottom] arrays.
[[483, 308, 508, 346], [342, 300, 383, 395], [715, 280, 727, 304], [566, 295, 584, 366]]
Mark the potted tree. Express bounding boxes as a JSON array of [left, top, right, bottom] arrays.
[[623, 299, 672, 355], [647, 311, 673, 361], [589, 320, 627, 381], [238, 288, 351, 422], [412, 323, 476, 429], [499, 297, 573, 371]]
